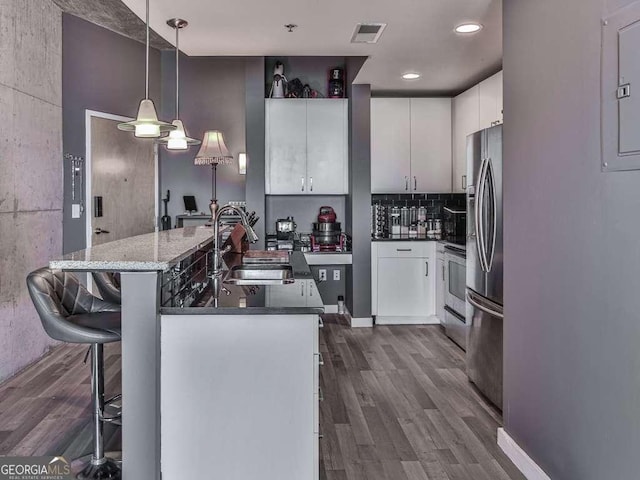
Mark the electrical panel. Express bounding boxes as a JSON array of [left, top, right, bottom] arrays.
[[602, 3, 640, 171]]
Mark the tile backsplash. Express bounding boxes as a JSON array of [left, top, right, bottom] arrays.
[[371, 193, 466, 239], [372, 193, 465, 217]]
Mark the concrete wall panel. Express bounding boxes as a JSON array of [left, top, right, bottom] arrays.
[[11, 90, 63, 212], [0, 0, 62, 384], [0, 0, 62, 106]]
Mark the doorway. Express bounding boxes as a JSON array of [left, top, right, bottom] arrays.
[[84, 110, 158, 250]]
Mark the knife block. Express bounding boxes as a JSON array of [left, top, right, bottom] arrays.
[[223, 223, 250, 254]]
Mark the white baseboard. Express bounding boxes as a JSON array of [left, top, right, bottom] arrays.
[[497, 428, 551, 480], [350, 317, 374, 328], [375, 315, 440, 325]]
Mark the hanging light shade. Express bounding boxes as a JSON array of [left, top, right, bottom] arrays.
[[195, 131, 233, 165], [157, 18, 200, 150], [118, 0, 175, 138]]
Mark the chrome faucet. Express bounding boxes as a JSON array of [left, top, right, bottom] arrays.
[[211, 204, 259, 277]]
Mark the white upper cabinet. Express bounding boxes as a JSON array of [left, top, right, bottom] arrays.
[[410, 98, 452, 193], [306, 100, 349, 195], [371, 98, 412, 193], [453, 85, 480, 193], [266, 100, 308, 194], [265, 99, 348, 195], [478, 71, 503, 130], [371, 98, 452, 194]]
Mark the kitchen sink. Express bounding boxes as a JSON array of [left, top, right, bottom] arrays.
[[224, 264, 294, 285]]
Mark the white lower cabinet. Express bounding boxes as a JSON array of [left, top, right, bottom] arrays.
[[371, 242, 437, 324], [436, 245, 446, 323], [160, 313, 321, 480], [266, 279, 318, 307]]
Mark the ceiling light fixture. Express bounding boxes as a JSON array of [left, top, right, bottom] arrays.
[[117, 0, 175, 138], [455, 23, 483, 34], [402, 72, 421, 80], [284, 24, 298, 33], [157, 18, 201, 150]]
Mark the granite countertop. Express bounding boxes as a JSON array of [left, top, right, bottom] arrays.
[[161, 251, 324, 315], [50, 226, 216, 272]]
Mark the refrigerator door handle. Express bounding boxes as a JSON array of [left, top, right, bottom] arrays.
[[475, 158, 489, 272], [467, 290, 504, 319], [486, 158, 497, 272]]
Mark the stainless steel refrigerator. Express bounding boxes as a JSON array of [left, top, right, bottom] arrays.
[[466, 125, 504, 410]]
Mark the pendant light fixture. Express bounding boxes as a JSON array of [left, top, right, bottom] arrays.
[[117, 0, 175, 138], [157, 18, 201, 150]]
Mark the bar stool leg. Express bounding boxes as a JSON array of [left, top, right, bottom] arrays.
[[76, 344, 120, 480]]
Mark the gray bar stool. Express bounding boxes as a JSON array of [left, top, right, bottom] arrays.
[[92, 272, 121, 305], [27, 268, 122, 479]]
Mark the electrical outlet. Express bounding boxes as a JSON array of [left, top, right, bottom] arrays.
[[319, 269, 327, 281], [333, 269, 341, 281]]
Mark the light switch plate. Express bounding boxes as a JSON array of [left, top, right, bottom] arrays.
[[72, 204, 81, 219]]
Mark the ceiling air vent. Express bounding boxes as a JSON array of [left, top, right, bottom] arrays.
[[351, 23, 387, 44]]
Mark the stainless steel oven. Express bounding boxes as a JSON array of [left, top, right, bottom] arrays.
[[443, 245, 467, 350]]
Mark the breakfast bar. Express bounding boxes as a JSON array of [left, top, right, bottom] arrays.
[[49, 226, 324, 480]]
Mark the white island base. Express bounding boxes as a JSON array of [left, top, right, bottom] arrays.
[[160, 313, 321, 480]]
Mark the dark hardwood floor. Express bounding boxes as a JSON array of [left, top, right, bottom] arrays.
[[0, 315, 523, 480]]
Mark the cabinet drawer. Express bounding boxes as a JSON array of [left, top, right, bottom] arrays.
[[376, 242, 432, 258]]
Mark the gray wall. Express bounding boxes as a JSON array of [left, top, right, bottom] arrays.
[[62, 13, 161, 254], [0, 0, 62, 382], [346, 82, 372, 319], [309, 265, 346, 306], [265, 196, 346, 234], [159, 54, 247, 220], [503, 0, 640, 478], [245, 57, 267, 246]]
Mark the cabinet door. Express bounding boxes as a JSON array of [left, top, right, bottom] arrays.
[[306, 99, 348, 194], [479, 73, 502, 130], [371, 98, 411, 193], [377, 257, 431, 317], [436, 257, 445, 322], [266, 280, 308, 307], [410, 98, 452, 193], [265, 100, 308, 194], [452, 86, 480, 193]]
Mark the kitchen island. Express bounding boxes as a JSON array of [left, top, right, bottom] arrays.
[[49, 226, 324, 480]]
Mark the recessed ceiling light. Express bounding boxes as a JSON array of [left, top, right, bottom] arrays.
[[402, 73, 421, 80], [455, 23, 483, 34]]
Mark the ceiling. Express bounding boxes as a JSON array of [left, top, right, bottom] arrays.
[[120, 0, 502, 94]]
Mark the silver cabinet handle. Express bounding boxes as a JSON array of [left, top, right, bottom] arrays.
[[310, 176, 313, 192], [414, 176, 417, 191], [318, 317, 324, 329], [301, 176, 305, 192], [462, 175, 467, 190], [425, 261, 429, 277], [301, 282, 305, 296], [442, 264, 445, 281], [396, 248, 412, 252], [405, 176, 409, 191]]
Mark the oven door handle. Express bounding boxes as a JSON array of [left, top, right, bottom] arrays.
[[466, 290, 504, 319]]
